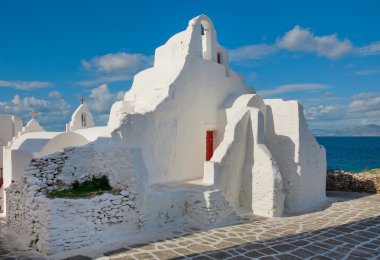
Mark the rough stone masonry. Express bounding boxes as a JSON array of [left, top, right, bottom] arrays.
[[6, 149, 141, 255], [327, 170, 380, 193]]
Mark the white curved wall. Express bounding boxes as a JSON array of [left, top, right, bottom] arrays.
[[39, 132, 89, 156], [203, 104, 284, 217]]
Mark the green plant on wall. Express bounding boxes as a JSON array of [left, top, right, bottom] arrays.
[[49, 175, 112, 198]]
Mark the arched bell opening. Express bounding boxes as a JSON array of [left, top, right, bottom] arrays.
[[200, 20, 212, 60]]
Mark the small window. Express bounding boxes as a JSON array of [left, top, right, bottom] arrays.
[[81, 113, 87, 127], [217, 53, 222, 64]]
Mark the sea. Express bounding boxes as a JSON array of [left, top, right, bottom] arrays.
[[316, 136, 380, 172]]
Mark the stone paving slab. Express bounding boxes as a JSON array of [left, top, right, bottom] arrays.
[[1, 192, 380, 259], [105, 192, 380, 260]]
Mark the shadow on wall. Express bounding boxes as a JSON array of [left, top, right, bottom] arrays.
[[239, 115, 254, 213], [265, 106, 296, 212]]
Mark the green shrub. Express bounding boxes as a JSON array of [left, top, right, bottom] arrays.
[[72, 180, 80, 189], [49, 175, 112, 198]]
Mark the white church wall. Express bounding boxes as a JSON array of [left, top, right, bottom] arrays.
[[298, 104, 327, 208], [0, 115, 22, 214], [0, 115, 22, 168], [10, 150, 34, 184], [204, 104, 284, 217], [250, 109, 284, 217], [107, 15, 254, 185], [1, 149, 33, 215], [264, 99, 326, 213], [112, 59, 251, 185], [209, 108, 251, 213]]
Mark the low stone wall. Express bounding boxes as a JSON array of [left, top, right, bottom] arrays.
[[7, 176, 140, 254], [6, 179, 50, 251], [6, 148, 143, 255], [326, 170, 380, 193], [24, 151, 68, 191]]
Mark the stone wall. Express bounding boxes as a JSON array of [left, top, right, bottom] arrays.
[[6, 178, 50, 251], [24, 151, 68, 191], [7, 180, 140, 254], [6, 149, 141, 255], [326, 170, 380, 193]]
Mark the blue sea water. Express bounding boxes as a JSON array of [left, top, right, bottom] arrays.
[[316, 136, 380, 172]]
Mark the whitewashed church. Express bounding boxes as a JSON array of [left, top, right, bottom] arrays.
[[1, 15, 326, 256]]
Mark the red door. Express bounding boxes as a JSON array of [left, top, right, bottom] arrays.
[[206, 131, 214, 161]]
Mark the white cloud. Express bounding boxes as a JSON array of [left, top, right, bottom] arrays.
[[48, 90, 63, 99], [0, 94, 71, 130], [229, 44, 277, 62], [301, 91, 340, 103], [355, 41, 380, 56], [76, 75, 133, 87], [259, 83, 329, 96], [229, 26, 354, 62], [348, 92, 380, 114], [0, 85, 125, 129], [79, 52, 153, 86], [355, 68, 380, 76], [0, 80, 53, 90], [303, 92, 380, 130], [277, 26, 353, 59], [82, 52, 152, 73], [304, 104, 346, 121], [86, 84, 124, 125]]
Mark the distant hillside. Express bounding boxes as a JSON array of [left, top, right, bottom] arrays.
[[313, 124, 380, 136]]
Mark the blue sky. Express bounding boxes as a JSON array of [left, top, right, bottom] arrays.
[[0, 0, 379, 131]]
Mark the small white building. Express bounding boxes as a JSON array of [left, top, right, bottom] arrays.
[[6, 15, 326, 256], [0, 115, 23, 214]]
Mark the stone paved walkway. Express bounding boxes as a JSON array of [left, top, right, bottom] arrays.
[[1, 192, 380, 259], [104, 192, 380, 260]]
